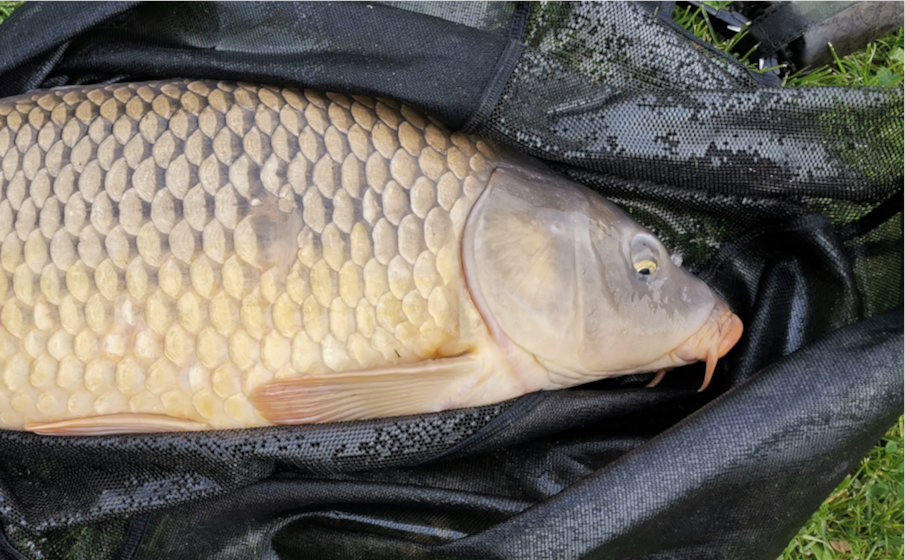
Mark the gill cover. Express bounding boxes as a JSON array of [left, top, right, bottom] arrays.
[[463, 164, 718, 380]]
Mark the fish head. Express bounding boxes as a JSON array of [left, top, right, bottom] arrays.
[[464, 163, 742, 389], [577, 193, 743, 388]]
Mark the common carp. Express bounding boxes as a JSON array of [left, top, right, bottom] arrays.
[[0, 80, 742, 435]]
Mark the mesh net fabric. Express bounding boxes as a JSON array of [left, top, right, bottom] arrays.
[[0, 2, 900, 559]]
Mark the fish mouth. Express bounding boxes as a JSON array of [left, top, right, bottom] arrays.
[[648, 303, 743, 391]]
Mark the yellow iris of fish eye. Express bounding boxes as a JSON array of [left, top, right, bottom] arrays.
[[634, 259, 658, 275]]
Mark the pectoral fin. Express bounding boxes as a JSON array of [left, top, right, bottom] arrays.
[[250, 354, 486, 425], [26, 414, 207, 436]]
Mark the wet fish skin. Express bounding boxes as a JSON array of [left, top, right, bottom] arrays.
[[0, 80, 501, 430], [0, 80, 742, 434]]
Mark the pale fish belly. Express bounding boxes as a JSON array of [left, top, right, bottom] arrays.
[[0, 80, 498, 430]]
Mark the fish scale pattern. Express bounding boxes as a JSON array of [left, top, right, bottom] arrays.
[[0, 80, 499, 429]]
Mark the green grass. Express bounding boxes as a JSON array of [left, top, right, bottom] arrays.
[[673, 1, 905, 88], [0, 1, 20, 20], [785, 27, 905, 88], [0, 2, 901, 559], [673, 6, 904, 559], [783, 417, 904, 560]]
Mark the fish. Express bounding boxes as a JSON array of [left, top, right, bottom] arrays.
[[0, 80, 743, 435]]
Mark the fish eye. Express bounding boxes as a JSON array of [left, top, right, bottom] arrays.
[[634, 258, 658, 276], [629, 233, 662, 278]]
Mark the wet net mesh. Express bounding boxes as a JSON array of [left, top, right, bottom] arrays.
[[0, 2, 901, 559]]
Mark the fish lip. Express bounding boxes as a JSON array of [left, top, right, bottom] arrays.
[[672, 302, 743, 362], [673, 303, 743, 360], [669, 302, 744, 390]]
